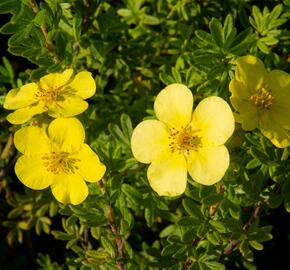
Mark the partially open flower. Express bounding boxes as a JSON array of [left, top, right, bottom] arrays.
[[4, 69, 96, 124], [14, 118, 106, 205], [131, 84, 235, 196], [229, 55, 290, 148]]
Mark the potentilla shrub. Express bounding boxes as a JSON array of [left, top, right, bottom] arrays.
[[0, 1, 289, 269]]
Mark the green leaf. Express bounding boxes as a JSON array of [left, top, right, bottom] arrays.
[[121, 183, 143, 205], [223, 14, 233, 41], [207, 231, 221, 245], [143, 15, 160, 25], [268, 4, 283, 22], [73, 15, 82, 41], [228, 28, 253, 54], [120, 113, 133, 141], [209, 220, 226, 233], [161, 244, 181, 256], [36, 204, 49, 217], [109, 123, 130, 147], [177, 217, 197, 226], [209, 18, 224, 47], [252, 6, 262, 32], [159, 72, 175, 85], [85, 249, 110, 264], [204, 261, 225, 270], [182, 199, 203, 220], [195, 30, 213, 44], [117, 8, 132, 18], [246, 159, 261, 169], [202, 194, 223, 206], [0, 0, 19, 14], [101, 237, 116, 257], [2, 57, 14, 79], [34, 9, 48, 27], [249, 240, 264, 251], [8, 23, 34, 46], [185, 66, 206, 88], [260, 36, 279, 46], [249, 147, 270, 165], [171, 67, 182, 83], [52, 231, 74, 241], [159, 224, 177, 238]]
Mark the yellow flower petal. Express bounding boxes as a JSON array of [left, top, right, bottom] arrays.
[[14, 126, 51, 155], [234, 111, 259, 131], [266, 70, 290, 128], [270, 106, 290, 129], [260, 117, 290, 148], [154, 84, 193, 129], [267, 70, 290, 100], [266, 70, 290, 112], [50, 174, 88, 205], [75, 144, 106, 182], [131, 120, 170, 164], [66, 71, 96, 99], [229, 79, 250, 99], [230, 97, 259, 130], [187, 146, 229, 185], [4, 83, 38, 110], [15, 155, 52, 190], [6, 103, 46, 125], [39, 69, 73, 90], [147, 152, 187, 196], [235, 55, 267, 90], [230, 96, 255, 113], [47, 96, 88, 118], [191, 96, 235, 146], [48, 118, 85, 153]]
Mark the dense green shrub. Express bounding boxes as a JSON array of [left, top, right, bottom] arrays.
[[0, 0, 289, 269]]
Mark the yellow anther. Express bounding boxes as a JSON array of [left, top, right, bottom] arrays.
[[42, 152, 79, 174], [250, 87, 274, 110], [168, 127, 202, 154]]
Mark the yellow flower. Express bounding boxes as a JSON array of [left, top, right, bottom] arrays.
[[4, 69, 96, 125], [14, 118, 106, 205], [131, 84, 234, 196], [229, 55, 290, 148]]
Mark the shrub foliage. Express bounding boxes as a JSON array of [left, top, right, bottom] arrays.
[[0, 0, 289, 269]]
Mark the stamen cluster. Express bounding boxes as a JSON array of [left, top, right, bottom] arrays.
[[42, 152, 79, 174], [250, 87, 274, 110], [169, 126, 202, 155]]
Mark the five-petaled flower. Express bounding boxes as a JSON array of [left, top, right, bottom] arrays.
[[14, 117, 106, 205], [4, 69, 96, 124], [229, 55, 290, 148], [131, 84, 234, 196]]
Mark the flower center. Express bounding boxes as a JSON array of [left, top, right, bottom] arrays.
[[250, 87, 274, 110], [42, 152, 79, 174], [35, 87, 59, 104], [168, 127, 202, 155]]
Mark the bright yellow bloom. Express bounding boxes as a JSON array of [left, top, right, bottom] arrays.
[[14, 118, 106, 205], [131, 84, 234, 196], [4, 69, 96, 124], [229, 55, 290, 148]]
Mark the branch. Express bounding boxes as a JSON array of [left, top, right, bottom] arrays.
[[99, 180, 124, 270], [82, 0, 93, 33], [209, 184, 225, 217], [30, 0, 58, 63], [183, 237, 201, 269], [1, 133, 13, 160], [0, 134, 16, 184], [79, 224, 89, 250], [108, 205, 124, 270], [223, 204, 262, 255]]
